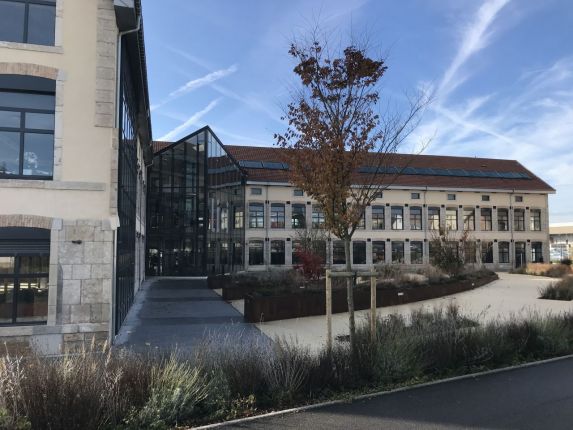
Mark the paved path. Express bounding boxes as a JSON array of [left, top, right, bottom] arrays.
[[222, 357, 573, 429], [115, 277, 267, 352], [254, 273, 570, 350]]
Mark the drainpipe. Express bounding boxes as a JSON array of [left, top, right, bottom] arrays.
[[115, 15, 141, 128]]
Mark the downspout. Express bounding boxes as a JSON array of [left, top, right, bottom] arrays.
[[115, 15, 141, 128]]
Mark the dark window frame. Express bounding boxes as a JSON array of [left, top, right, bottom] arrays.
[[291, 203, 306, 229], [372, 205, 385, 230], [410, 241, 423, 264], [352, 241, 366, 265], [270, 240, 285, 265], [410, 206, 422, 230], [248, 240, 264, 266], [0, 0, 56, 46], [270, 203, 285, 229], [248, 202, 264, 228], [391, 206, 403, 230]]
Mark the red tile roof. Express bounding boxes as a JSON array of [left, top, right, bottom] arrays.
[[152, 141, 172, 153]]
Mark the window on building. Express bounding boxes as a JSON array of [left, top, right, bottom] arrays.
[[515, 195, 523, 203], [353, 241, 366, 264], [391, 241, 404, 264], [248, 203, 264, 228], [391, 206, 403, 230], [463, 208, 475, 231], [0, 0, 56, 46], [410, 206, 422, 230], [499, 242, 510, 263], [482, 195, 490, 202], [530, 209, 541, 231], [372, 206, 385, 230], [498, 208, 509, 231], [372, 241, 385, 264], [292, 240, 302, 265], [270, 240, 285, 265], [293, 189, 303, 197], [480, 208, 492, 231], [447, 193, 456, 201], [220, 242, 229, 266], [333, 240, 346, 265], [374, 191, 383, 199], [250, 187, 262, 195], [291, 204, 306, 229], [233, 242, 243, 267], [464, 241, 476, 264], [411, 192, 420, 200], [446, 208, 458, 230], [514, 209, 525, 231], [428, 207, 440, 230], [410, 241, 423, 264], [234, 206, 244, 229], [515, 241, 526, 267], [270, 203, 285, 228], [356, 212, 365, 229], [531, 242, 543, 263], [248, 241, 264, 266], [481, 241, 493, 263], [0, 75, 56, 178], [312, 205, 325, 229], [220, 207, 228, 232]]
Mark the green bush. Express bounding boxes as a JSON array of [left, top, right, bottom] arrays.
[[539, 276, 573, 301]]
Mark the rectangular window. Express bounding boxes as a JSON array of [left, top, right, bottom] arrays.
[[464, 241, 476, 264], [233, 242, 243, 267], [293, 189, 303, 196], [515, 242, 526, 267], [372, 241, 385, 264], [372, 206, 385, 230], [292, 240, 302, 265], [270, 203, 285, 228], [410, 241, 423, 264], [333, 240, 346, 265], [531, 242, 543, 263], [410, 206, 422, 230], [391, 241, 404, 264], [481, 241, 493, 263], [411, 192, 420, 199], [374, 191, 383, 199], [499, 242, 510, 263], [391, 206, 403, 230], [0, 0, 56, 46], [482, 195, 490, 202], [248, 203, 264, 228], [270, 240, 285, 265], [463, 208, 475, 231], [248, 240, 264, 265], [353, 241, 366, 265], [234, 206, 244, 229], [428, 207, 440, 230], [220, 207, 228, 232], [357, 213, 365, 229], [447, 194, 456, 201], [446, 208, 458, 230], [530, 209, 541, 231], [291, 204, 306, 229], [497, 208, 509, 231], [250, 187, 262, 195], [480, 208, 492, 231], [514, 209, 525, 231], [312, 205, 325, 229], [515, 195, 523, 203]]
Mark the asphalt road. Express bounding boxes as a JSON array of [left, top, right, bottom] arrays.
[[221, 357, 573, 430]]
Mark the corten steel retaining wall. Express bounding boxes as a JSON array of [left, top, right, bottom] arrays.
[[243, 274, 498, 323]]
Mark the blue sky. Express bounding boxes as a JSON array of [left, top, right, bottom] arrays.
[[142, 0, 573, 223]]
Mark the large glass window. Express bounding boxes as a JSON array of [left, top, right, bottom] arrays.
[[464, 241, 476, 264], [514, 209, 525, 231], [515, 241, 526, 267], [530, 209, 541, 231], [463, 208, 475, 231], [312, 205, 325, 229], [248, 240, 264, 265], [428, 207, 440, 230], [372, 206, 385, 230], [0, 79, 55, 178], [234, 206, 244, 229], [481, 241, 493, 263], [499, 242, 510, 263], [270, 203, 285, 228], [498, 208, 509, 231], [0, 0, 56, 46], [391, 206, 403, 230], [480, 208, 492, 231], [410, 206, 422, 230], [249, 203, 264, 228], [291, 204, 306, 229], [446, 208, 458, 230], [292, 240, 302, 265], [353, 241, 366, 264], [270, 240, 285, 265], [410, 241, 423, 264], [333, 240, 346, 265], [531, 242, 543, 263], [372, 241, 385, 264], [391, 241, 404, 263]]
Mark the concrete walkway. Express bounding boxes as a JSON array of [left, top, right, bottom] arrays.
[[114, 277, 268, 353], [253, 272, 572, 351]]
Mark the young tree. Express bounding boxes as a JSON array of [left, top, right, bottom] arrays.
[[275, 33, 429, 352]]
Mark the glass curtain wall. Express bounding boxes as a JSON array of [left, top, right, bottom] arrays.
[[146, 127, 245, 276]]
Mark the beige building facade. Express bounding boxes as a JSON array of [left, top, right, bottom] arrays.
[[0, 0, 151, 354]]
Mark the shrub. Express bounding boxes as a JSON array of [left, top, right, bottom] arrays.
[[294, 249, 323, 281], [561, 258, 572, 266], [539, 276, 573, 301], [526, 263, 571, 278]]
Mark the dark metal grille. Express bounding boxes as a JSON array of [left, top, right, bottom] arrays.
[[115, 43, 138, 334]]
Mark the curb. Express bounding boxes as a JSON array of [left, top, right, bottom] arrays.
[[192, 353, 573, 429]]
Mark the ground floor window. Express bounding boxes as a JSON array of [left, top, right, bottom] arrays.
[[248, 240, 264, 266], [464, 241, 476, 264], [372, 241, 385, 264], [233, 242, 243, 267], [515, 242, 526, 267], [481, 241, 494, 264], [353, 241, 366, 265], [531, 242, 543, 263], [391, 241, 404, 264], [333, 240, 345, 265], [410, 241, 423, 264], [270, 240, 285, 265], [499, 242, 510, 263]]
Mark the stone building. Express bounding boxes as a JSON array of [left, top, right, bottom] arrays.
[[0, 0, 151, 354]]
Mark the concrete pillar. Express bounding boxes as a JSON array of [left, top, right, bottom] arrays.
[[493, 241, 499, 264], [404, 206, 410, 230], [285, 202, 292, 231], [366, 240, 373, 265], [365, 205, 372, 230], [385, 205, 391, 231], [285, 239, 293, 266], [404, 240, 411, 264], [492, 207, 498, 232]]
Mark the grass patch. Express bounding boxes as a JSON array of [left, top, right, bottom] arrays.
[[539, 276, 573, 301], [2, 306, 573, 428]]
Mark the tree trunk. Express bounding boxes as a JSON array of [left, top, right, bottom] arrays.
[[344, 238, 356, 357]]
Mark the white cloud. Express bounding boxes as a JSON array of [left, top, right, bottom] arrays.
[[158, 99, 221, 141]]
